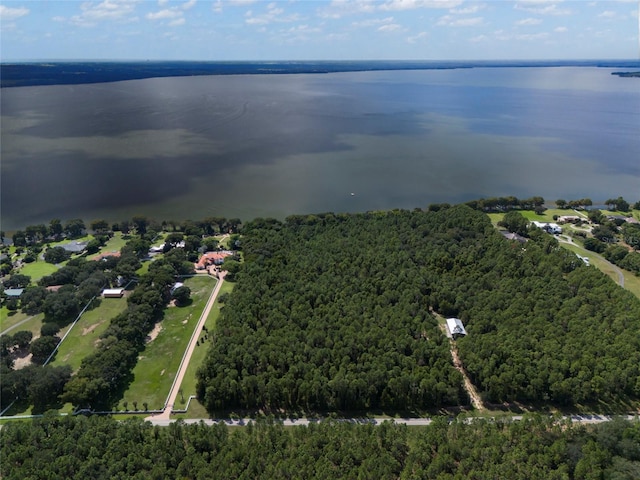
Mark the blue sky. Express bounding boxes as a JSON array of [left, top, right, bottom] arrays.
[[1, 0, 638, 60]]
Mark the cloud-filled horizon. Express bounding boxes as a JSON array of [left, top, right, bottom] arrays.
[[1, 0, 639, 61]]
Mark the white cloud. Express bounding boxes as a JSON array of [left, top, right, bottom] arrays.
[[169, 17, 186, 26], [69, 0, 138, 27], [516, 17, 542, 25], [514, 2, 571, 16], [598, 10, 616, 18], [0, 5, 29, 20], [407, 31, 428, 43], [245, 3, 302, 25], [319, 0, 460, 18], [352, 16, 394, 27], [437, 15, 483, 26], [516, 31, 550, 40], [378, 23, 404, 32], [182, 0, 197, 10], [288, 24, 321, 34], [554, 26, 568, 32], [211, 0, 256, 12], [147, 9, 183, 20], [379, 0, 463, 11], [450, 4, 485, 15], [492, 28, 552, 42], [469, 34, 487, 42], [158, 0, 169, 5]]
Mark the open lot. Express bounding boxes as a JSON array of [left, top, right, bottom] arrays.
[[87, 232, 128, 260], [17, 261, 60, 283], [121, 275, 216, 411], [49, 296, 128, 372]]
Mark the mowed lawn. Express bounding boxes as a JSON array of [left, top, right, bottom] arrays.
[[1, 308, 33, 334], [49, 296, 128, 372], [488, 208, 588, 226], [87, 232, 128, 260], [121, 275, 216, 411], [17, 261, 59, 282], [174, 281, 235, 419], [0, 310, 45, 339]]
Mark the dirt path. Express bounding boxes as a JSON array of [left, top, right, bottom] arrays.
[[437, 320, 485, 411], [148, 272, 226, 421], [449, 341, 485, 411]]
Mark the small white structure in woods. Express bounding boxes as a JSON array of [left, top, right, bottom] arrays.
[[446, 318, 467, 338]]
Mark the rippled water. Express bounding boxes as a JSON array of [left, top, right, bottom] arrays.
[[2, 67, 638, 230]]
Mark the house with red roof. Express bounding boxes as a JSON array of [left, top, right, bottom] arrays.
[[196, 251, 233, 270]]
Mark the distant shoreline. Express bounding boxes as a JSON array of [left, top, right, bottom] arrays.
[[612, 71, 640, 78], [2, 59, 639, 88]]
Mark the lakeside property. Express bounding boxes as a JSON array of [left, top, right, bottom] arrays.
[[1, 198, 640, 421]]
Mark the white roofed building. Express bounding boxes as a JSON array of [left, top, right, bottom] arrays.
[[102, 288, 124, 298], [446, 318, 467, 339]]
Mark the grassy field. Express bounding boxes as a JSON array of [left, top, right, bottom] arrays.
[[17, 261, 59, 282], [174, 281, 235, 418], [49, 296, 128, 372], [489, 209, 589, 225], [121, 275, 217, 411], [557, 241, 640, 301], [519, 208, 582, 222], [87, 232, 127, 260], [1, 308, 32, 334], [0, 311, 44, 338]]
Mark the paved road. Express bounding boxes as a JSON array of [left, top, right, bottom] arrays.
[[147, 272, 226, 421], [1, 315, 36, 336], [146, 414, 639, 428]]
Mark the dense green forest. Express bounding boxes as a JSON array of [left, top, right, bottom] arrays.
[[197, 206, 640, 414], [1, 415, 639, 479]]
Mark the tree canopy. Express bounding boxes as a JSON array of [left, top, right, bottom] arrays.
[[1, 415, 639, 479], [197, 206, 640, 414]]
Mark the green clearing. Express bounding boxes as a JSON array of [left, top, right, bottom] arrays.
[[17, 261, 59, 282], [136, 260, 151, 276], [519, 208, 576, 222], [87, 232, 127, 260], [489, 209, 590, 226], [49, 296, 128, 372], [487, 213, 504, 226], [121, 275, 216, 410], [1, 309, 33, 334], [175, 281, 235, 418], [1, 313, 45, 339], [600, 209, 638, 217], [558, 241, 640, 301]]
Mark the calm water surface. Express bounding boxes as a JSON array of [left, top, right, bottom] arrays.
[[1, 67, 638, 230]]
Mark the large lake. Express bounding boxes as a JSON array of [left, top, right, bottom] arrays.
[[2, 67, 639, 230]]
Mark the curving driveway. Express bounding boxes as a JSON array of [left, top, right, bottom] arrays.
[[556, 235, 624, 287]]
